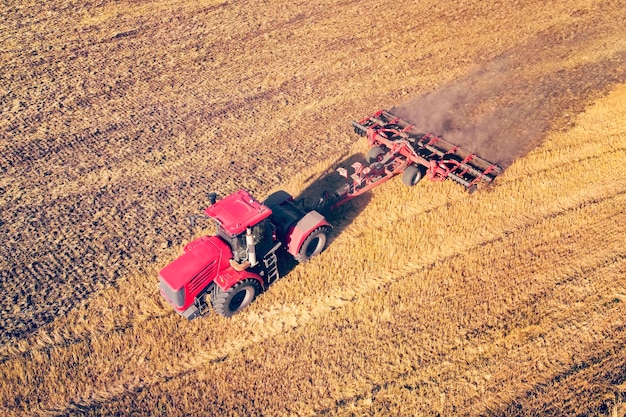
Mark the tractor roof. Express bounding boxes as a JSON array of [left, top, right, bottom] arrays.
[[204, 189, 272, 236]]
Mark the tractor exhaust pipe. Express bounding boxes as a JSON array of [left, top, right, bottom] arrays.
[[246, 227, 258, 267]]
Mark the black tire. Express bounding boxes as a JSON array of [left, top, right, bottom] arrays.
[[212, 278, 262, 317], [402, 165, 426, 187], [366, 146, 386, 164], [294, 226, 329, 263]]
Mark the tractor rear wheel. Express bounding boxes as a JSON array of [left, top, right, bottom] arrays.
[[212, 278, 262, 317], [402, 165, 426, 187], [366, 146, 386, 164], [294, 226, 329, 263]]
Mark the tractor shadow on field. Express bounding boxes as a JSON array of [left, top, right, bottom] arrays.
[[274, 152, 372, 279]]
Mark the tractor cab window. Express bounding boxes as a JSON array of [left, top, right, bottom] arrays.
[[215, 223, 247, 262], [250, 221, 265, 244], [215, 220, 276, 263], [252, 220, 276, 254]]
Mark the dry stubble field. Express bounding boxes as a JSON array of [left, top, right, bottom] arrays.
[[1, 0, 626, 415]]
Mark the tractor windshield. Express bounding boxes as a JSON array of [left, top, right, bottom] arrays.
[[214, 220, 274, 263], [215, 223, 247, 262]]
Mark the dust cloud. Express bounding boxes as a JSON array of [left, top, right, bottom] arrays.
[[392, 23, 626, 168]]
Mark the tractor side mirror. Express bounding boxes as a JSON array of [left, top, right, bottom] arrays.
[[208, 192, 217, 206]]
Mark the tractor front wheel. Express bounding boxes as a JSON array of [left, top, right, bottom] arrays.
[[212, 278, 262, 317], [294, 226, 329, 263], [402, 165, 426, 187]]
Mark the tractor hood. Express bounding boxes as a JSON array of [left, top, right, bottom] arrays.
[[159, 235, 232, 309]]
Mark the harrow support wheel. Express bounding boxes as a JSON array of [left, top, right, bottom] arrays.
[[294, 226, 330, 263], [366, 146, 386, 164], [402, 165, 426, 187], [212, 278, 262, 317]]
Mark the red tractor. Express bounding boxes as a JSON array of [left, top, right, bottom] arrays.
[[159, 110, 502, 318], [158, 189, 330, 318]]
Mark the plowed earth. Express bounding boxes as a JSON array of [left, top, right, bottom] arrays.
[[1, 0, 625, 415]]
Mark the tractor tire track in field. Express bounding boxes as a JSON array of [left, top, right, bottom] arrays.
[[492, 335, 626, 416], [31, 166, 626, 416], [322, 256, 626, 416]]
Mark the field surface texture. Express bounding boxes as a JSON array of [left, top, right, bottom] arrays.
[[2, 0, 626, 415]]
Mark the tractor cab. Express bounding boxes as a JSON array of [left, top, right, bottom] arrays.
[[205, 190, 277, 266]]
